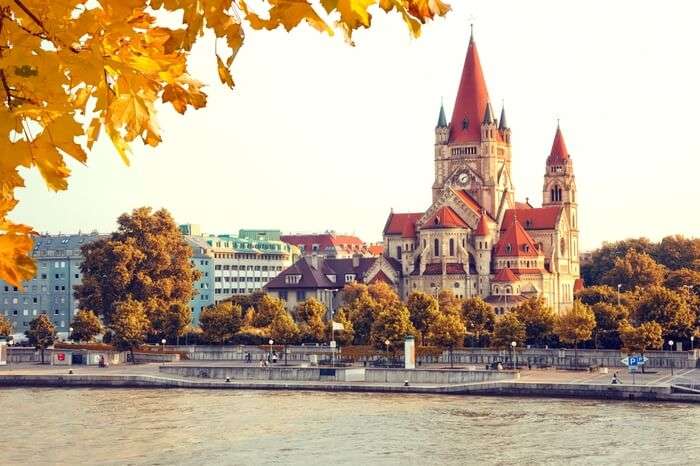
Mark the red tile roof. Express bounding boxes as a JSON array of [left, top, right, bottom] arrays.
[[452, 188, 485, 216], [474, 213, 490, 236], [493, 268, 519, 282], [383, 212, 422, 238], [367, 244, 384, 256], [515, 200, 533, 209], [494, 215, 540, 257], [449, 35, 490, 144], [417, 262, 468, 275], [501, 207, 562, 231], [547, 126, 570, 165], [421, 206, 469, 230]]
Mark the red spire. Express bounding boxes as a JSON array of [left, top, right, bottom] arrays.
[[547, 125, 569, 164], [494, 215, 540, 257], [475, 211, 489, 236], [449, 33, 490, 144], [422, 206, 469, 229]]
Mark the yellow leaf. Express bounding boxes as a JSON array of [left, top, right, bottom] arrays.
[[0, 228, 36, 288], [216, 54, 235, 89], [87, 118, 101, 150]]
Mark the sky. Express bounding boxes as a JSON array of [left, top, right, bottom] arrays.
[[13, 0, 700, 251]]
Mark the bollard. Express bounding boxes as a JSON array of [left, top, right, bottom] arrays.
[[404, 379, 409, 387], [225, 377, 231, 383]]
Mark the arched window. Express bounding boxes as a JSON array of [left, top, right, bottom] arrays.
[[506, 244, 512, 254], [505, 287, 511, 294], [560, 238, 566, 255], [396, 246, 402, 259], [495, 286, 500, 295], [449, 238, 455, 256], [434, 238, 440, 257]]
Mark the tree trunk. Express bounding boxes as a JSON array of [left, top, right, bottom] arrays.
[[40, 348, 45, 364], [130, 348, 136, 365], [284, 345, 288, 366], [450, 347, 454, 368]]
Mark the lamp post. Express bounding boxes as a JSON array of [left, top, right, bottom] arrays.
[[161, 338, 166, 352], [691, 335, 695, 351], [616, 284, 622, 306], [384, 339, 390, 366], [69, 327, 73, 342], [511, 341, 517, 370], [668, 340, 674, 376], [269, 339, 274, 363]]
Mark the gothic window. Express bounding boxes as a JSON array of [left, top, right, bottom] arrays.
[[449, 238, 455, 256], [462, 118, 469, 130], [434, 238, 440, 257], [495, 286, 500, 295], [506, 244, 512, 254], [396, 246, 402, 259], [525, 219, 532, 228], [560, 238, 566, 255]]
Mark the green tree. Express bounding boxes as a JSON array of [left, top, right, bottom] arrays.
[[462, 297, 496, 347], [0, 315, 13, 337], [554, 302, 596, 367], [601, 249, 666, 290], [652, 235, 700, 271], [407, 292, 439, 345], [69, 310, 103, 343], [633, 286, 696, 342], [25, 314, 56, 364], [269, 311, 300, 365], [150, 302, 192, 344], [253, 294, 286, 328], [425, 310, 466, 368], [590, 302, 629, 349], [294, 298, 327, 343], [110, 298, 151, 364], [512, 297, 555, 347], [581, 238, 656, 286], [491, 313, 526, 349], [74, 207, 197, 327], [369, 302, 416, 353], [328, 307, 355, 346], [200, 302, 243, 345]]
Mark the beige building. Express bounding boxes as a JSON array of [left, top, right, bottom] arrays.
[[382, 31, 582, 315]]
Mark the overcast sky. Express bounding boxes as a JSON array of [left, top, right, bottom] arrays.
[[14, 0, 700, 251]]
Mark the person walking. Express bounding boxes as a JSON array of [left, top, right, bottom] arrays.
[[611, 372, 622, 384]]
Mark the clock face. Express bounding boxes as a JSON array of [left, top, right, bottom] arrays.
[[458, 172, 470, 186]]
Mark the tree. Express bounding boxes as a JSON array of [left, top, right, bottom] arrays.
[[491, 313, 525, 349], [368, 281, 401, 307], [619, 321, 663, 356], [600, 249, 666, 290], [25, 314, 56, 364], [590, 302, 629, 349], [0, 314, 13, 337], [269, 311, 299, 365], [69, 310, 103, 343], [632, 286, 696, 342], [294, 298, 327, 343], [369, 302, 416, 353], [74, 207, 197, 328], [554, 302, 596, 367], [462, 297, 495, 347], [328, 307, 354, 346], [341, 282, 370, 307], [664, 268, 700, 293], [407, 292, 439, 345], [425, 311, 465, 368], [437, 290, 461, 315], [0, 1, 451, 288], [200, 302, 243, 345], [575, 285, 618, 306], [150, 302, 192, 344], [345, 289, 380, 345], [110, 298, 151, 364], [581, 238, 656, 286], [653, 235, 700, 271], [253, 294, 287, 328], [512, 297, 556, 347]]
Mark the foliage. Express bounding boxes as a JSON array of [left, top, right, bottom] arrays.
[[632, 285, 696, 341], [425, 309, 465, 349], [581, 238, 656, 286], [437, 290, 461, 315], [69, 310, 103, 343], [406, 291, 439, 345], [200, 302, 243, 344], [368, 281, 401, 307], [74, 207, 197, 328], [512, 297, 555, 347], [25, 313, 56, 362], [253, 294, 286, 327], [664, 268, 700, 294], [652, 235, 700, 271], [110, 298, 151, 362], [369, 301, 416, 351], [0, 0, 451, 287], [0, 314, 13, 336], [149, 302, 191, 343], [600, 249, 666, 290], [343, 284, 379, 345], [341, 282, 369, 307], [328, 307, 354, 346], [269, 311, 299, 347], [554, 301, 596, 347], [243, 306, 256, 327], [491, 313, 525, 349], [232, 326, 270, 345], [619, 320, 663, 354], [575, 285, 618, 306], [227, 291, 267, 312], [462, 296, 495, 347], [294, 297, 327, 343], [590, 302, 628, 349]]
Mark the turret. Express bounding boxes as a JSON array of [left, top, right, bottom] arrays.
[[543, 124, 575, 206], [435, 101, 449, 144]]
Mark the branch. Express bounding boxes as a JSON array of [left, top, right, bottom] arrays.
[[0, 69, 13, 108], [12, 0, 80, 53]]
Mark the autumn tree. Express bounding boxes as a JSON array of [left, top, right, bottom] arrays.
[[269, 311, 299, 365], [619, 321, 663, 356], [581, 238, 656, 286], [341, 282, 370, 307], [632, 286, 696, 342], [575, 285, 618, 306], [199, 302, 243, 345], [652, 235, 700, 271], [69, 310, 103, 343], [462, 296, 495, 347], [600, 250, 666, 290], [25, 314, 56, 364], [0, 1, 451, 288], [512, 297, 555, 347], [590, 302, 628, 349], [0, 315, 13, 336], [664, 268, 700, 294], [369, 301, 416, 353], [368, 281, 401, 308], [150, 302, 192, 344], [110, 298, 151, 364], [554, 302, 596, 367], [491, 313, 525, 349], [75, 208, 197, 330], [294, 298, 327, 343], [425, 310, 465, 368], [342, 284, 380, 345], [253, 294, 286, 328], [407, 291, 439, 345], [437, 290, 461, 315], [328, 307, 354, 346]]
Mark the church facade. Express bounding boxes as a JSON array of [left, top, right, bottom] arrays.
[[382, 32, 582, 315]]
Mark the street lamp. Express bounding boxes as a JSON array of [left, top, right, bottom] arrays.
[[616, 284, 622, 306], [161, 338, 166, 352], [691, 335, 695, 351], [69, 327, 73, 342], [384, 339, 390, 365], [668, 340, 674, 376], [269, 339, 274, 363], [511, 341, 517, 370]]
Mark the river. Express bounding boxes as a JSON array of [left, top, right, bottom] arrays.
[[1, 388, 698, 465]]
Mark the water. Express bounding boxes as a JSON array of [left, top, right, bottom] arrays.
[[1, 388, 698, 465]]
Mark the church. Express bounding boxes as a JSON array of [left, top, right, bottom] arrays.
[[382, 31, 582, 315]]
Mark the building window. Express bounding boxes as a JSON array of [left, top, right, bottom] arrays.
[[434, 239, 440, 257], [449, 238, 455, 256], [279, 291, 288, 300], [285, 274, 302, 284], [396, 246, 402, 259], [344, 274, 356, 283], [296, 290, 306, 301]]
